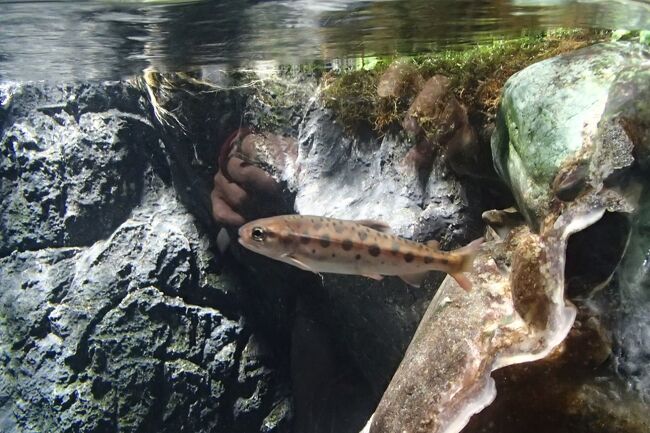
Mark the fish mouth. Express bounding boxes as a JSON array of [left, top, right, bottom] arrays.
[[237, 225, 247, 247]]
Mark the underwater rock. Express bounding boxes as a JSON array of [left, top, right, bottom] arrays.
[[492, 41, 650, 227], [0, 82, 150, 255], [492, 40, 650, 404], [609, 186, 650, 401], [601, 66, 650, 171], [0, 183, 290, 433], [0, 82, 291, 433]]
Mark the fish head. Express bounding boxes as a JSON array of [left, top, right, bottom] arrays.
[[238, 217, 291, 257]]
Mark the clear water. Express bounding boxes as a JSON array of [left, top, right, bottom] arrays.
[[1, 2, 649, 433], [1, 0, 650, 81]]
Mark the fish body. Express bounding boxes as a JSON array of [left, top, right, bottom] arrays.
[[237, 215, 482, 290]]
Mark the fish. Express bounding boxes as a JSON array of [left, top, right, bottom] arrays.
[[237, 214, 483, 290]]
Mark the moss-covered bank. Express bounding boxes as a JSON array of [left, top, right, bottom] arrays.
[[321, 29, 610, 135]]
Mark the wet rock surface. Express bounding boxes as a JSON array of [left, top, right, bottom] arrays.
[[0, 82, 150, 255], [491, 40, 650, 408], [610, 186, 650, 401], [492, 41, 650, 227], [0, 82, 291, 433]]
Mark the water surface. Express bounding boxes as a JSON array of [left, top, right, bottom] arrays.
[[1, 0, 649, 81]]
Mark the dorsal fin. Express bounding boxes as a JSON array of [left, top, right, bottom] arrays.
[[425, 239, 440, 249], [355, 219, 391, 233]]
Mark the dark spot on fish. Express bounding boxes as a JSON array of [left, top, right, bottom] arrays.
[[424, 256, 434, 264], [314, 222, 323, 230], [320, 234, 331, 248], [355, 254, 361, 260], [281, 236, 293, 246], [439, 258, 449, 265], [358, 231, 368, 241], [312, 249, 316, 254], [266, 232, 276, 239], [391, 242, 400, 255], [368, 245, 381, 257], [300, 235, 311, 244], [331, 253, 336, 258], [342, 239, 354, 251], [334, 224, 345, 233], [404, 253, 414, 263]]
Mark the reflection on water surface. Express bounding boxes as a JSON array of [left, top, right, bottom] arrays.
[[0, 0, 649, 80]]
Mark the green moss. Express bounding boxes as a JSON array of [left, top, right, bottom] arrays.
[[612, 29, 650, 46], [321, 68, 384, 131], [321, 29, 609, 135]]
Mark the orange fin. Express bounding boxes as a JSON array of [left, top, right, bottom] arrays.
[[452, 273, 473, 292], [362, 273, 384, 281], [398, 272, 429, 287], [355, 219, 391, 233], [455, 237, 484, 272]]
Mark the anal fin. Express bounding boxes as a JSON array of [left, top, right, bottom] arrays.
[[362, 273, 384, 281], [398, 271, 429, 288]]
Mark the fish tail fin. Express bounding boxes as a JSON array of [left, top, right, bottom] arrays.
[[451, 273, 473, 291], [447, 238, 484, 292], [450, 237, 483, 291], [455, 237, 484, 272]]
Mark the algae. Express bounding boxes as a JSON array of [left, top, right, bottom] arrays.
[[321, 29, 609, 135]]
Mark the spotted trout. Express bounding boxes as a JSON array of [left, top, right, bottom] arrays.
[[238, 215, 483, 290]]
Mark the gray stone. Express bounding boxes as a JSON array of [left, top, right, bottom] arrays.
[[0, 82, 151, 255], [0, 82, 291, 433]]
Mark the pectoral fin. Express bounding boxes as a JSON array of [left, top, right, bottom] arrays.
[[281, 254, 315, 273], [398, 271, 429, 287]]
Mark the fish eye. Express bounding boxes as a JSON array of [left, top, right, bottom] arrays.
[[251, 227, 266, 242]]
